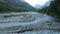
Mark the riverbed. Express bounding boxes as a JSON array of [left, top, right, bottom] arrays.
[[0, 12, 60, 34]]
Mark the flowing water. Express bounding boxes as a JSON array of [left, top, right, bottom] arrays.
[[0, 12, 60, 34]]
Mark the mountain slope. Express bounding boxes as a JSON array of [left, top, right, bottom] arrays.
[[0, 0, 34, 13], [47, 0, 60, 19], [40, 0, 51, 9], [34, 4, 42, 9], [39, 0, 60, 19], [5, 0, 33, 8]]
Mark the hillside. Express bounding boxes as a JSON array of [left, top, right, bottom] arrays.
[[47, 0, 60, 19], [0, 0, 35, 13], [39, 0, 60, 19]]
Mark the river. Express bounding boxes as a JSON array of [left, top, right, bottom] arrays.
[[0, 12, 60, 34]]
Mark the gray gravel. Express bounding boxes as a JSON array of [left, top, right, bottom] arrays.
[[0, 12, 60, 34]]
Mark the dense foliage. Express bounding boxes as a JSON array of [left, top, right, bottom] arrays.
[[38, 7, 48, 14], [47, 0, 60, 18], [0, 0, 36, 13], [39, 0, 60, 19]]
